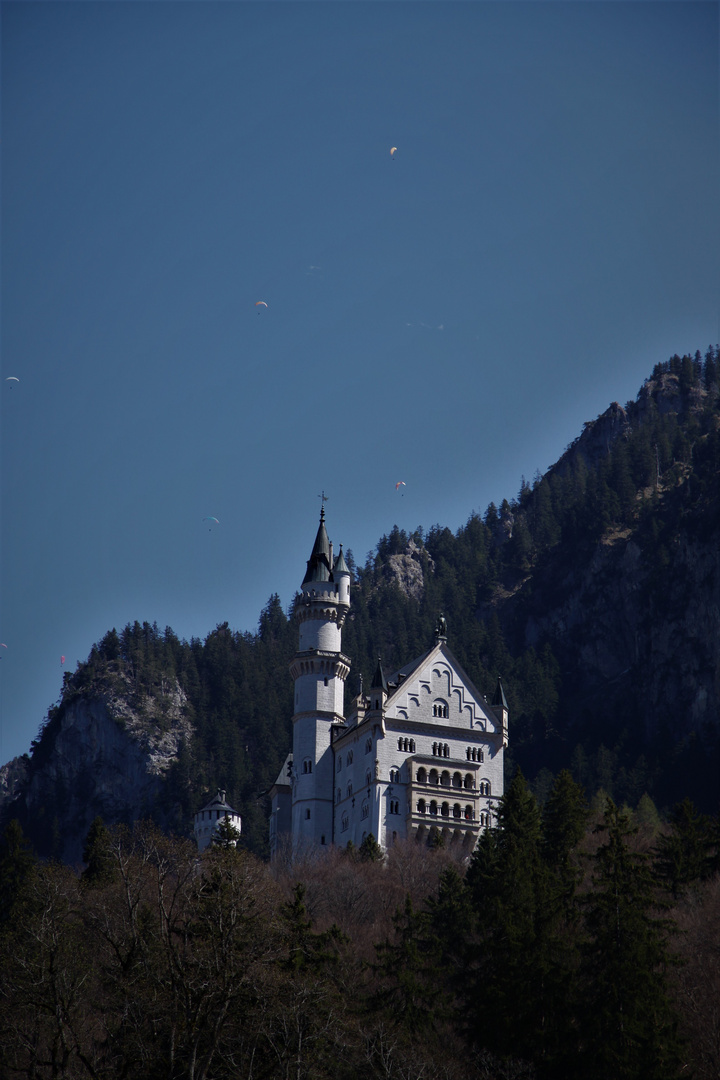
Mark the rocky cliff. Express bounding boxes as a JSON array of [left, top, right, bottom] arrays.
[[9, 672, 193, 864]]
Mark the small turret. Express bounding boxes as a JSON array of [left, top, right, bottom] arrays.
[[370, 656, 388, 713], [491, 676, 509, 747], [194, 789, 242, 852], [333, 545, 351, 607]]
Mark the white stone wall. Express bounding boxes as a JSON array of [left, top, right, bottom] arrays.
[[299, 615, 341, 653]]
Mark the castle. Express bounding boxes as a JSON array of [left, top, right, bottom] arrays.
[[269, 507, 507, 858]]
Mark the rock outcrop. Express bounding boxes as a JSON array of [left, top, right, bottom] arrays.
[[18, 675, 193, 864], [380, 538, 434, 601]]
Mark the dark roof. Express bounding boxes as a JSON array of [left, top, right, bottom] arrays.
[[333, 545, 349, 575], [198, 789, 239, 815], [492, 675, 508, 710], [302, 507, 333, 585], [371, 656, 388, 694]]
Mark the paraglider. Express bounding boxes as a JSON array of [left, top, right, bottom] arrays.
[[203, 516, 219, 531], [5, 377, 19, 385], [61, 656, 65, 665], [395, 481, 406, 491], [390, 147, 398, 157], [255, 301, 268, 311]]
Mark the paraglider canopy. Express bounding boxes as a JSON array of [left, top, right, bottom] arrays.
[[395, 481, 406, 490], [255, 300, 268, 309], [390, 147, 398, 157]]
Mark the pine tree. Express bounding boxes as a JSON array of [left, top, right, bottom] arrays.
[[0, 819, 36, 927], [81, 815, 116, 887], [579, 799, 683, 1080], [465, 771, 561, 1068], [653, 797, 711, 898]]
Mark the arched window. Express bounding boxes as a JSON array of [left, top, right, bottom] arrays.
[[441, 771, 450, 787], [347, 750, 354, 764], [305, 809, 311, 820], [417, 767, 427, 784], [365, 769, 372, 787], [361, 801, 369, 820], [465, 805, 473, 821], [432, 742, 437, 755], [429, 769, 439, 786], [441, 802, 449, 818], [453, 772, 462, 788], [464, 773, 474, 789], [453, 803, 461, 818], [410, 740, 416, 752], [341, 815, 349, 832], [398, 738, 403, 751], [303, 758, 312, 774], [365, 737, 372, 754], [418, 798, 426, 814], [429, 800, 438, 816], [390, 799, 399, 815], [346, 782, 353, 798], [337, 755, 342, 771], [390, 768, 401, 783]]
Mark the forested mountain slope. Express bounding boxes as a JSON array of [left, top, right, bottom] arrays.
[[2, 349, 718, 861]]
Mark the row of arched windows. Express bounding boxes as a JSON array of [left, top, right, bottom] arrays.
[[433, 742, 450, 757], [416, 767, 482, 791], [466, 747, 484, 762], [397, 738, 416, 752], [432, 702, 449, 718], [417, 800, 475, 821], [302, 759, 312, 774], [389, 800, 400, 815]]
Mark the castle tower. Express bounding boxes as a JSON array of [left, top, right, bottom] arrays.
[[288, 506, 351, 848]]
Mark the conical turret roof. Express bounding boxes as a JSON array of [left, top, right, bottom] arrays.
[[371, 656, 388, 694], [302, 506, 332, 584], [333, 545, 349, 575], [492, 675, 508, 710]]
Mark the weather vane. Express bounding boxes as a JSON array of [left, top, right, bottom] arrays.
[[318, 491, 329, 505]]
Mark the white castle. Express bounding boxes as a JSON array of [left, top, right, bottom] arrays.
[[269, 507, 507, 858]]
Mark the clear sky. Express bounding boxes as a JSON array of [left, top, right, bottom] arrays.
[[1, 1, 718, 765]]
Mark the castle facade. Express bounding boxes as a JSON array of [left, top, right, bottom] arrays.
[[269, 508, 507, 857]]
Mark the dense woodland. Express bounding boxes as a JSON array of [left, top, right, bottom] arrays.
[[1, 773, 719, 1079], [11, 347, 720, 860]]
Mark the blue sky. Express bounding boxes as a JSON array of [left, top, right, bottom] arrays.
[[1, 1, 718, 764]]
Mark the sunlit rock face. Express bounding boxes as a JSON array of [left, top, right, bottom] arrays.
[[381, 539, 435, 601], [22, 677, 193, 864]]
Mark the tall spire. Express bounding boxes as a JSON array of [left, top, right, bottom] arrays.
[[303, 505, 332, 584]]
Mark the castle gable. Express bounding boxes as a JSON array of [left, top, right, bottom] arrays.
[[385, 643, 497, 733]]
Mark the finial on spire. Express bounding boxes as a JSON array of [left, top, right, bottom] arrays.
[[318, 491, 328, 521]]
